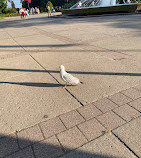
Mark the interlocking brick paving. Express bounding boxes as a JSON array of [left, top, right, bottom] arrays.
[[108, 92, 132, 106], [113, 104, 140, 122], [78, 118, 105, 141], [93, 98, 118, 113], [33, 136, 64, 158], [39, 117, 66, 138], [0, 134, 19, 157], [17, 125, 44, 148], [97, 111, 126, 130], [2, 86, 141, 158], [57, 127, 87, 151], [77, 104, 102, 120], [5, 147, 34, 158], [128, 98, 141, 112], [59, 110, 85, 129], [121, 88, 141, 100]]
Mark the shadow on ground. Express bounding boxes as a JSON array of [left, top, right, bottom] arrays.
[[0, 68, 141, 77], [0, 13, 141, 35], [0, 82, 76, 87], [0, 44, 79, 48], [0, 134, 120, 158]]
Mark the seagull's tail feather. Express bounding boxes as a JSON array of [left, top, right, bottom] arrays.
[[80, 81, 84, 84]]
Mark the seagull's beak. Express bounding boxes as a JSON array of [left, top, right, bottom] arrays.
[[57, 68, 59, 70]]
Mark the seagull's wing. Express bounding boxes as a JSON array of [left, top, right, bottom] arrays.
[[63, 73, 75, 83]]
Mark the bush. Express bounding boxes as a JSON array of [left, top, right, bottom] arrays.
[[47, 1, 53, 12], [5, 8, 17, 14], [0, 12, 19, 17], [40, 7, 47, 12]]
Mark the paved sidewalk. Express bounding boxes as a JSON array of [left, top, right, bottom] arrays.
[[0, 13, 141, 157], [0, 87, 141, 157]]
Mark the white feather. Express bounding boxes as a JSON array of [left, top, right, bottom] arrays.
[[59, 65, 80, 84]]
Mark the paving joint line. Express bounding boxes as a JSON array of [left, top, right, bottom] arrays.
[[55, 134, 66, 154], [127, 103, 141, 114], [37, 123, 46, 140], [111, 109, 127, 122], [76, 125, 89, 142], [3, 30, 27, 52], [76, 109, 87, 121], [29, 54, 84, 106], [58, 117, 68, 130], [15, 132, 20, 150], [112, 132, 140, 158], [30, 145, 37, 158]]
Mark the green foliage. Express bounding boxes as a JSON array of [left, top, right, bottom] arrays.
[[0, 0, 7, 14], [11, 0, 15, 8], [5, 8, 16, 13], [0, 12, 19, 17], [47, 1, 53, 12], [22, 1, 26, 8]]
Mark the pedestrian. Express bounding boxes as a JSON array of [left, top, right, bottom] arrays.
[[47, 4, 51, 17], [19, 8, 25, 19], [91, 1, 94, 6], [52, 7, 55, 13], [25, 9, 29, 17], [126, 0, 131, 4], [37, 7, 40, 14]]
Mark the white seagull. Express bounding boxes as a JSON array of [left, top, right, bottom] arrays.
[[59, 65, 83, 88]]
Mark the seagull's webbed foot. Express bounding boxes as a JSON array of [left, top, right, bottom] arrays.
[[63, 83, 67, 88]]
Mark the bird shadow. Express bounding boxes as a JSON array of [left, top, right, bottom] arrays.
[[0, 82, 77, 87]]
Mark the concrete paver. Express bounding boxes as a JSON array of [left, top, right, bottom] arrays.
[[33, 135, 64, 158], [78, 118, 105, 141], [60, 133, 136, 158], [77, 103, 102, 120], [108, 92, 132, 106], [93, 98, 118, 113], [6, 147, 34, 158], [128, 98, 141, 112], [39, 117, 66, 138], [113, 116, 141, 157], [113, 104, 140, 122], [17, 125, 43, 148], [57, 127, 87, 151], [97, 111, 126, 130], [59, 110, 85, 129], [0, 134, 19, 157], [121, 88, 141, 100]]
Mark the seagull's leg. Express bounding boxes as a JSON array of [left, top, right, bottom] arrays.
[[63, 83, 67, 88]]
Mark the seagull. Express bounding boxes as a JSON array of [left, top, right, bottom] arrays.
[[59, 65, 83, 88]]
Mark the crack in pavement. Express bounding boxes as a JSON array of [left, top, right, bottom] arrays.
[[29, 54, 84, 106]]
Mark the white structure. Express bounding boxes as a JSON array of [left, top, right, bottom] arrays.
[[70, 0, 119, 9], [100, 0, 116, 6]]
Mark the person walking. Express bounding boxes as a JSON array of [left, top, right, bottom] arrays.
[[19, 8, 25, 19], [47, 4, 51, 17]]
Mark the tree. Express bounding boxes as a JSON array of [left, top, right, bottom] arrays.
[[0, 0, 8, 13], [47, 1, 53, 11], [11, 0, 15, 8]]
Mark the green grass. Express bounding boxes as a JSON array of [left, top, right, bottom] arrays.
[[0, 13, 19, 17]]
